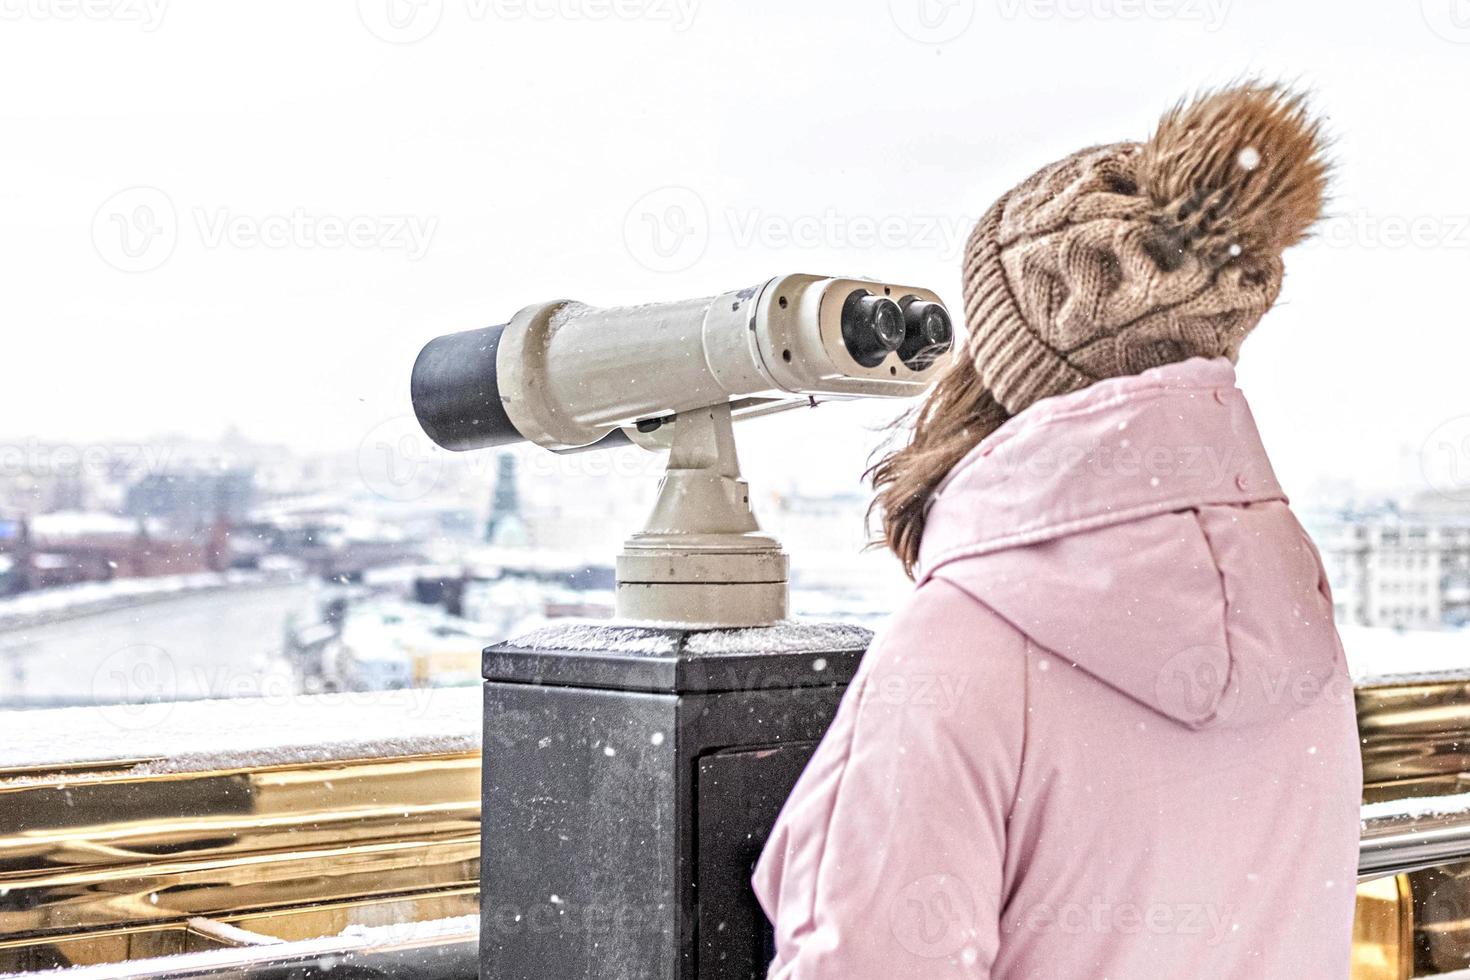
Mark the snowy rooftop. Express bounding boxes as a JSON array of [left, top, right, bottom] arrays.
[[28, 510, 154, 539], [0, 569, 283, 630]]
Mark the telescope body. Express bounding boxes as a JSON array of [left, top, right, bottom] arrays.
[[411, 273, 948, 453]]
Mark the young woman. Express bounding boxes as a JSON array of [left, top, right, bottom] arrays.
[[754, 84, 1361, 979]]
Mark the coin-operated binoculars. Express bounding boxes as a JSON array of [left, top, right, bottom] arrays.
[[412, 273, 952, 979]]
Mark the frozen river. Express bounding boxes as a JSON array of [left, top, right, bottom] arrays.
[[0, 582, 317, 709]]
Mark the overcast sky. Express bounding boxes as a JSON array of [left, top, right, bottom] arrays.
[[2, 0, 1468, 503]]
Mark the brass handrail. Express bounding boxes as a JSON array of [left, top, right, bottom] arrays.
[[1360, 801, 1470, 881], [0, 920, 477, 979]]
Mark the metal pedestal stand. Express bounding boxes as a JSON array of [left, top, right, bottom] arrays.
[[482, 405, 873, 978]]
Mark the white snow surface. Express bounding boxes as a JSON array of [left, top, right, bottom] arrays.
[[509, 622, 679, 654], [337, 913, 478, 943], [683, 621, 872, 654], [508, 619, 872, 655], [0, 916, 478, 977], [0, 939, 358, 977], [1341, 624, 1470, 686], [1354, 668, 1470, 687], [1361, 790, 1470, 825], [0, 687, 480, 777], [185, 917, 283, 947]]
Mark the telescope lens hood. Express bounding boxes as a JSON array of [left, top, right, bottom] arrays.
[[410, 323, 524, 451]]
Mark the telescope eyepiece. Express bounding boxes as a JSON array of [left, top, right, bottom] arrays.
[[840, 289, 905, 368], [897, 296, 953, 369]]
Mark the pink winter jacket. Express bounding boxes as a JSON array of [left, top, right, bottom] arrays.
[[754, 357, 1362, 979]]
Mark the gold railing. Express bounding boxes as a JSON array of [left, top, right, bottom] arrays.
[[1352, 674, 1470, 979], [0, 676, 1469, 976], [0, 749, 478, 973]]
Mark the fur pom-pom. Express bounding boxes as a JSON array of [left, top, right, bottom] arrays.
[[1137, 82, 1328, 271]]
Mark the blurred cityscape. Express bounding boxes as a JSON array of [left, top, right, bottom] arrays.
[[0, 428, 1467, 711], [1306, 497, 1470, 631], [0, 429, 901, 709]]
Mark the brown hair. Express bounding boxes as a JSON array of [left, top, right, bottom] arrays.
[[866, 354, 1010, 578]]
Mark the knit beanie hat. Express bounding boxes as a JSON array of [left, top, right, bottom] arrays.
[[962, 83, 1329, 416]]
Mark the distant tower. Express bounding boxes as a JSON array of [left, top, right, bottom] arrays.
[[485, 453, 527, 545]]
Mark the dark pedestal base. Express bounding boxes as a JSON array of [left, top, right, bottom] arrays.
[[480, 622, 870, 980]]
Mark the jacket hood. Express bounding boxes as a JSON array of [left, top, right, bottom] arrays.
[[916, 357, 1339, 730]]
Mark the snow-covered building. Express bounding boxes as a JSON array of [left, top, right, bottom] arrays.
[[1308, 503, 1470, 629]]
